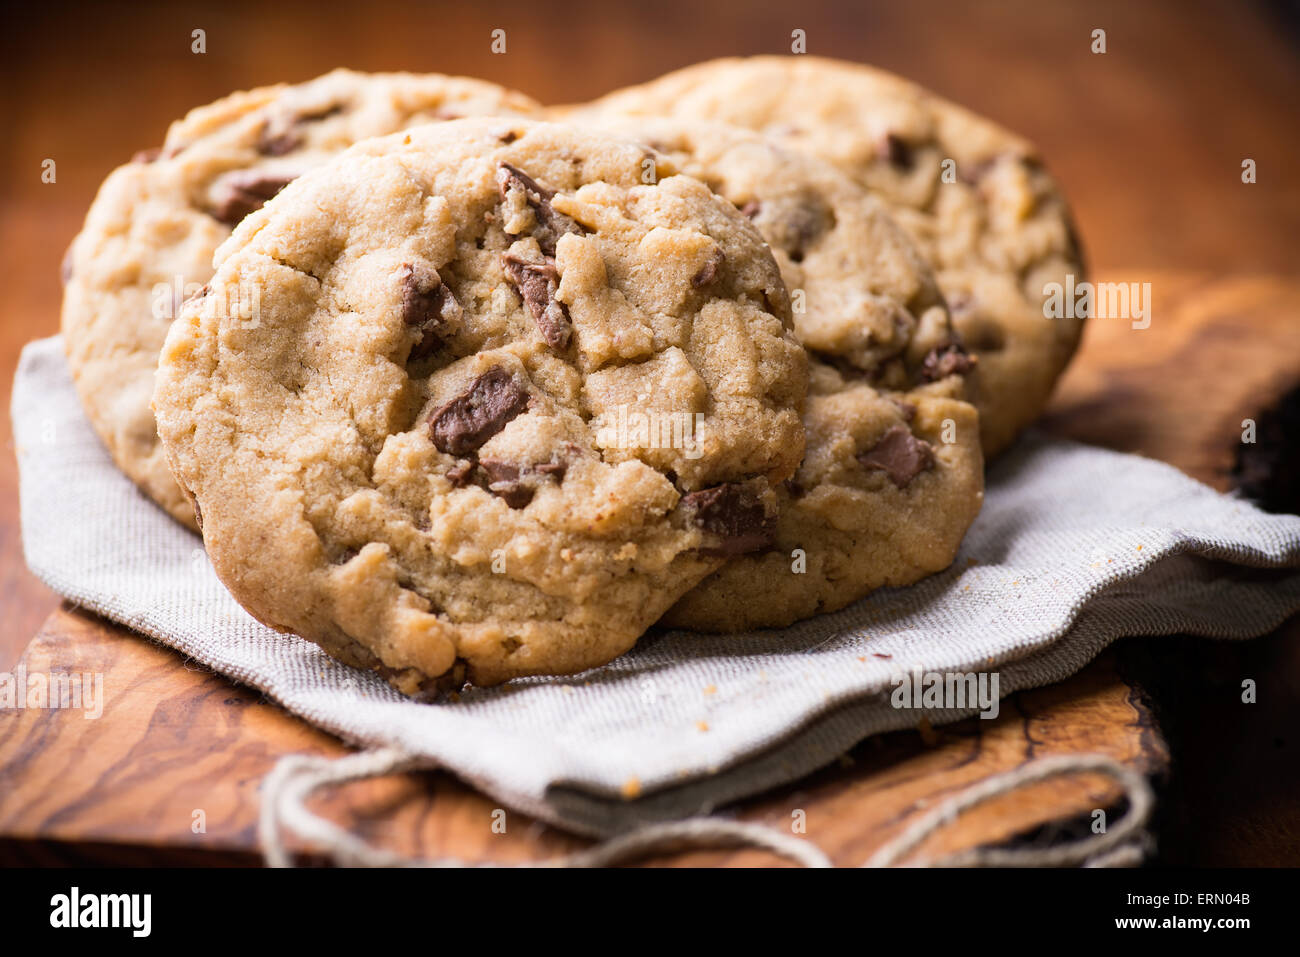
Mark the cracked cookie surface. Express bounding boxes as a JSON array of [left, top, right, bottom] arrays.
[[575, 117, 983, 630], [62, 69, 542, 529], [152, 118, 807, 692], [575, 56, 1085, 457]]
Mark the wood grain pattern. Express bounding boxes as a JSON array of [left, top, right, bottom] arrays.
[[1043, 272, 1300, 490], [2, 0, 1298, 864], [0, 605, 1165, 866]]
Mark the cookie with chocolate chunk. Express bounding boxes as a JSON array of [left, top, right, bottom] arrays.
[[572, 117, 982, 630], [152, 118, 807, 692], [582, 117, 965, 386], [62, 69, 542, 529], [574, 56, 1086, 457], [664, 367, 983, 630]]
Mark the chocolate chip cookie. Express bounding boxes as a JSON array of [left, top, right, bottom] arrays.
[[574, 117, 983, 629], [665, 367, 983, 630], [152, 118, 808, 692], [62, 69, 543, 529], [574, 56, 1086, 457]]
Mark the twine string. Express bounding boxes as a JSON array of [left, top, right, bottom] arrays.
[[259, 748, 1153, 868]]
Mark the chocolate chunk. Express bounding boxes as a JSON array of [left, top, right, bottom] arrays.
[[258, 127, 301, 157], [788, 210, 827, 261], [496, 162, 581, 256], [257, 103, 344, 156], [428, 366, 530, 456], [479, 459, 567, 509], [445, 460, 475, 487], [857, 426, 935, 488], [479, 460, 523, 483], [765, 197, 832, 263], [492, 483, 535, 510], [399, 264, 461, 360], [957, 157, 997, 186], [880, 133, 914, 170], [132, 147, 162, 164], [888, 398, 918, 423], [484, 461, 566, 482], [691, 247, 726, 288], [209, 170, 299, 225], [501, 253, 571, 351], [479, 460, 528, 507], [496, 162, 548, 202], [921, 343, 976, 382], [681, 483, 775, 556]]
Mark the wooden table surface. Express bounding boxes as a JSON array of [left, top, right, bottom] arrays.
[[2, 0, 1298, 864]]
